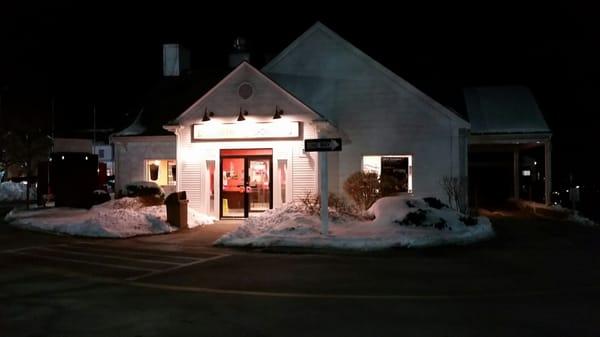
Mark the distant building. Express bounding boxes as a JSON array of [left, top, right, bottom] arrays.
[[464, 86, 551, 207]]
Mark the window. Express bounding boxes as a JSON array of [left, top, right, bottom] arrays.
[[278, 159, 288, 204], [98, 149, 105, 158], [145, 159, 176, 186], [362, 155, 413, 193]]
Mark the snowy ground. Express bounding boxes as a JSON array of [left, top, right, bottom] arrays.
[[216, 196, 495, 250], [0, 181, 37, 202], [4, 197, 215, 238]]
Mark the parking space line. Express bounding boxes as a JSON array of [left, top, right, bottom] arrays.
[[70, 242, 205, 261], [127, 254, 231, 281], [35, 247, 182, 266], [1, 244, 68, 254], [8, 251, 159, 273]]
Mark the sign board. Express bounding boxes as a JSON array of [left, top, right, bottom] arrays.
[[304, 138, 342, 152], [192, 122, 300, 141]]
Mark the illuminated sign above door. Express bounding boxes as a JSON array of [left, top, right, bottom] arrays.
[[192, 122, 301, 141]]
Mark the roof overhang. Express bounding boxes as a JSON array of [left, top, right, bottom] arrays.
[[470, 132, 551, 146]]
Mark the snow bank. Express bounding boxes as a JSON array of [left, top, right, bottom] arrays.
[[216, 196, 495, 250], [0, 181, 37, 202], [4, 197, 215, 238]]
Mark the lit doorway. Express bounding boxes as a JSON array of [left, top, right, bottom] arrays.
[[220, 149, 273, 218]]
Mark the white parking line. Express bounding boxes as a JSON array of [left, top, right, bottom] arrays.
[[1, 244, 68, 254], [8, 251, 158, 272], [35, 247, 182, 266], [127, 254, 230, 281], [70, 242, 204, 261]]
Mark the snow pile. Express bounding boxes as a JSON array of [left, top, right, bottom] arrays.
[[0, 181, 37, 202], [216, 196, 495, 250], [4, 197, 215, 238], [569, 212, 597, 226]]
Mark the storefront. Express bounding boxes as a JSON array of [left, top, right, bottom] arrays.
[[165, 62, 334, 218]]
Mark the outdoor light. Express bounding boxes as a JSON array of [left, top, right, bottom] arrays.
[[202, 107, 214, 122], [61, 155, 65, 160], [85, 156, 88, 160], [237, 107, 248, 122], [273, 105, 284, 119]]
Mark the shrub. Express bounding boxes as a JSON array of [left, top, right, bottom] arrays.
[[299, 192, 362, 220], [441, 176, 469, 214], [423, 197, 448, 209], [125, 182, 165, 199], [343, 171, 381, 211], [433, 218, 448, 230], [90, 190, 111, 206], [398, 209, 428, 226], [460, 216, 478, 227]]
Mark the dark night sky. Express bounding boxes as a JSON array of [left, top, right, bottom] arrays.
[[1, 3, 598, 188]]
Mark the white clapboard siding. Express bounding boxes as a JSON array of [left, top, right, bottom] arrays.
[[180, 161, 204, 211], [292, 146, 317, 200]]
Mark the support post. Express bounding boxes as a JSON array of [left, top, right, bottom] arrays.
[[545, 140, 552, 205], [513, 149, 519, 200], [319, 151, 328, 234]]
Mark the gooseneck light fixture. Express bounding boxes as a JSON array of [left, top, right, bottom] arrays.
[[202, 107, 214, 122], [273, 105, 284, 119], [237, 107, 248, 122]]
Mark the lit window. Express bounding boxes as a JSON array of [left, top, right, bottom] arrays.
[[145, 159, 176, 186], [362, 155, 413, 193]]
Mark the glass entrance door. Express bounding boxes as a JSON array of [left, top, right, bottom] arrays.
[[248, 158, 271, 216], [221, 157, 245, 218], [220, 149, 273, 218]]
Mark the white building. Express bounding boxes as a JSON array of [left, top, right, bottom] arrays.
[[113, 22, 477, 219]]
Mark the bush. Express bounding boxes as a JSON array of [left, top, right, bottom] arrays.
[[398, 209, 428, 226], [441, 176, 469, 214], [299, 192, 362, 220], [423, 197, 448, 209], [343, 171, 381, 211], [125, 182, 165, 199], [460, 216, 478, 227], [90, 190, 111, 205]]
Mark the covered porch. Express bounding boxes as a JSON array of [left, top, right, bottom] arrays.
[[470, 132, 552, 207]]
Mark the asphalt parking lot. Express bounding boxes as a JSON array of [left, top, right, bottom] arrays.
[[1, 206, 600, 336]]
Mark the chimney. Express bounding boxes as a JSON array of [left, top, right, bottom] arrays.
[[162, 44, 191, 77], [228, 37, 250, 68]]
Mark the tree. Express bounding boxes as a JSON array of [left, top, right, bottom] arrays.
[[3, 128, 52, 207]]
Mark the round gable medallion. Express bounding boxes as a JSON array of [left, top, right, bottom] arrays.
[[238, 83, 254, 99]]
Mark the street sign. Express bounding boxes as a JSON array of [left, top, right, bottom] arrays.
[[304, 138, 342, 152]]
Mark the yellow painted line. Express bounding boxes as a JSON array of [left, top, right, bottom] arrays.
[[3, 261, 600, 301]]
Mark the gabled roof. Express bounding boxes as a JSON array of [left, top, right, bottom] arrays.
[[263, 22, 469, 128], [171, 61, 332, 125], [464, 86, 551, 134]]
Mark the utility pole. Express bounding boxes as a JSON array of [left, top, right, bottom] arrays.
[[92, 104, 96, 154]]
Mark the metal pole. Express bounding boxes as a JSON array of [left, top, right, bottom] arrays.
[[93, 104, 96, 153], [319, 151, 328, 234]]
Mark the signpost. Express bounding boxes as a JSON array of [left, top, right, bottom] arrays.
[[304, 138, 342, 234], [304, 138, 342, 152]]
